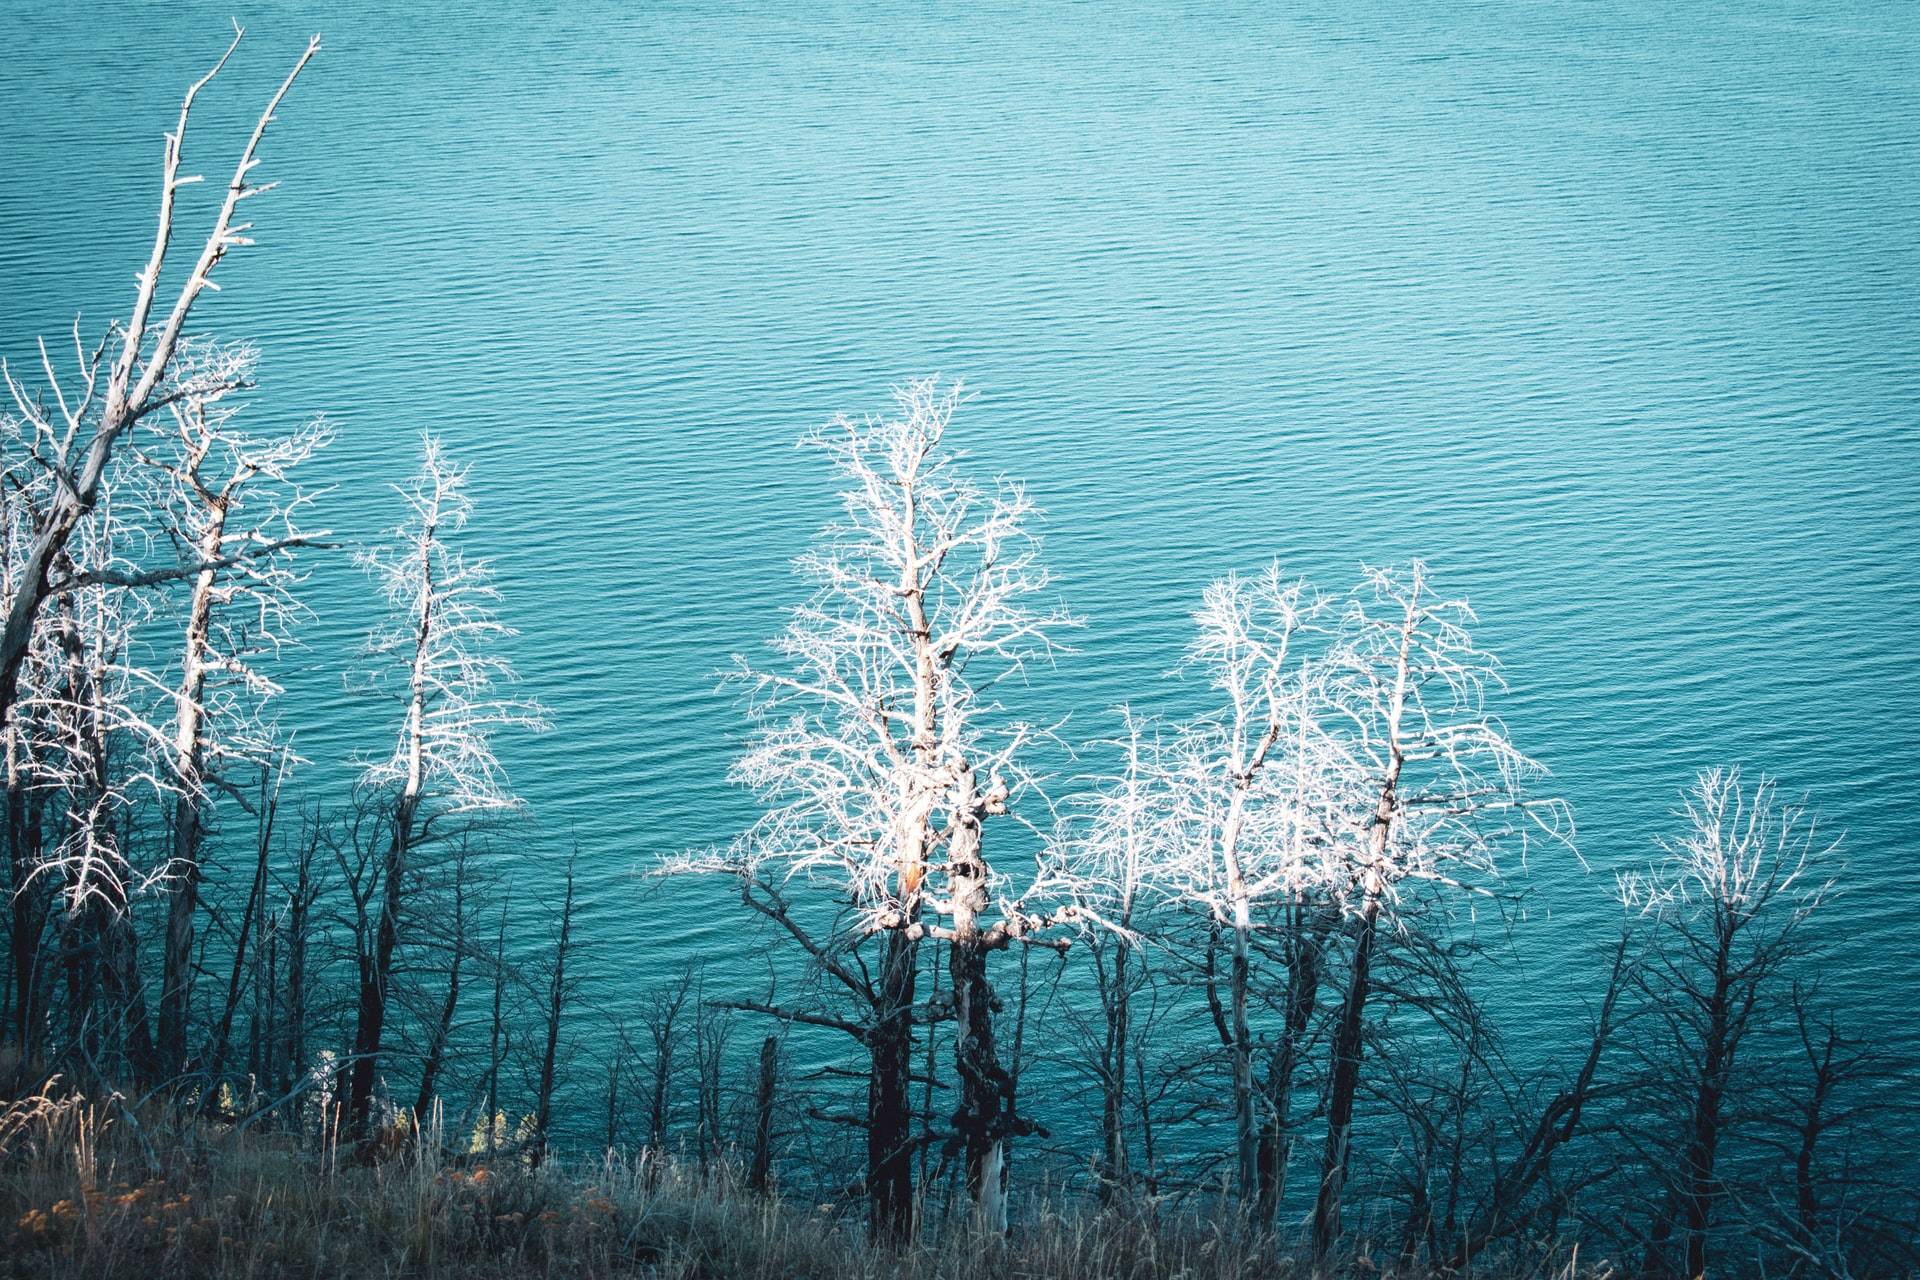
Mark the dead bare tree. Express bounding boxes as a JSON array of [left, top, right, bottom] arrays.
[[1735, 988, 1916, 1278], [665, 379, 1076, 1240], [11, 476, 178, 1081], [600, 1020, 634, 1155], [1144, 566, 1350, 1215], [345, 436, 545, 1141], [1054, 710, 1162, 1200], [1310, 563, 1569, 1259], [641, 967, 697, 1161], [269, 805, 326, 1118], [692, 993, 734, 1171], [141, 338, 330, 1079], [1620, 768, 1836, 1280], [0, 25, 318, 733], [1438, 931, 1633, 1271]]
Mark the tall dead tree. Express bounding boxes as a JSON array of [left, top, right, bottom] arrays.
[[1147, 566, 1349, 1216], [640, 967, 696, 1160], [11, 476, 180, 1081], [1055, 711, 1162, 1200], [0, 26, 318, 733], [1621, 768, 1835, 1280], [1310, 563, 1568, 1259], [345, 437, 544, 1141], [666, 379, 1075, 1241], [0, 27, 316, 1081], [141, 338, 330, 1079], [1440, 932, 1631, 1271]]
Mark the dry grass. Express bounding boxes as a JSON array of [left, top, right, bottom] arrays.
[[0, 1086, 1603, 1279]]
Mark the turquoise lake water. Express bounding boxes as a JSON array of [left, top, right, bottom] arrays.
[[3, 1, 1918, 1135]]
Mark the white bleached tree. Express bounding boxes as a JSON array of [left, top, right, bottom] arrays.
[[136, 337, 332, 1078], [1146, 566, 1352, 1213], [344, 435, 545, 1139], [1310, 562, 1570, 1258], [0, 25, 317, 1067], [1620, 768, 1836, 1280], [0, 25, 319, 733], [668, 378, 1077, 1240]]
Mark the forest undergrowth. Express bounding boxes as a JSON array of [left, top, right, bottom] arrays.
[[0, 1079, 1607, 1280]]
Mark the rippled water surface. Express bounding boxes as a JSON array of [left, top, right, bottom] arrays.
[[3, 1, 1917, 1119]]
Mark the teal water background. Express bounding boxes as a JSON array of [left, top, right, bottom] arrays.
[[3, 1, 1918, 1134]]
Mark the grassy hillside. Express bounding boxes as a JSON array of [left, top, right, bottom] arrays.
[[0, 1086, 1602, 1280]]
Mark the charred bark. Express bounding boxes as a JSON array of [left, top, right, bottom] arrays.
[[348, 792, 414, 1141], [868, 922, 920, 1244], [1314, 886, 1382, 1257]]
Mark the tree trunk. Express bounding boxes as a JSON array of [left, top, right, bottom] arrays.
[[1099, 937, 1131, 1200], [1228, 897, 1258, 1208], [1791, 1019, 1840, 1264], [260, 922, 278, 1092], [351, 492, 443, 1144], [945, 769, 1022, 1233], [749, 1034, 778, 1195], [279, 835, 314, 1118], [868, 922, 919, 1244], [158, 790, 202, 1078], [348, 793, 414, 1141], [5, 768, 45, 1062], [1647, 938, 1733, 1280], [483, 905, 507, 1157], [1314, 601, 1412, 1260], [159, 512, 226, 1079], [950, 927, 1010, 1231], [413, 881, 465, 1124], [1314, 886, 1382, 1259], [531, 858, 575, 1167], [1216, 717, 1276, 1212], [1257, 904, 1324, 1225]]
